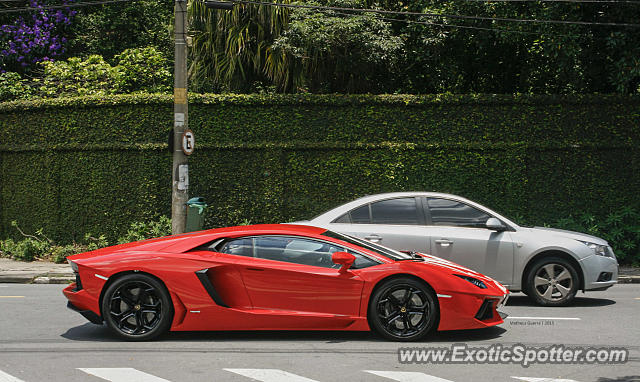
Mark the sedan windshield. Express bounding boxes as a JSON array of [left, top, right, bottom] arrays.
[[321, 230, 414, 261]]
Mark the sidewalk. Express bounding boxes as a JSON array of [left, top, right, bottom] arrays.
[[0, 257, 639, 284], [618, 266, 640, 284], [0, 258, 74, 284]]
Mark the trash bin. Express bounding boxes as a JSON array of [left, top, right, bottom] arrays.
[[185, 197, 207, 232]]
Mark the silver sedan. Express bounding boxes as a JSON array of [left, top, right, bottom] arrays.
[[301, 192, 619, 306]]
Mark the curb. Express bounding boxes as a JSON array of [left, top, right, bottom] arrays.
[[617, 275, 640, 284], [32, 275, 75, 284], [0, 273, 74, 284]]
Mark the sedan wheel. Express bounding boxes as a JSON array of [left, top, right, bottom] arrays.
[[526, 257, 578, 306], [368, 278, 438, 341], [102, 274, 173, 341]]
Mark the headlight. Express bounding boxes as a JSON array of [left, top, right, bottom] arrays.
[[454, 274, 487, 289], [67, 259, 78, 273], [579, 241, 614, 258]]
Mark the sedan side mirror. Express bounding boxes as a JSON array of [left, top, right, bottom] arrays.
[[332, 251, 355, 273], [486, 217, 507, 231]]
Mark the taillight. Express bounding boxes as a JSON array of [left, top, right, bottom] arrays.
[[68, 260, 82, 291]]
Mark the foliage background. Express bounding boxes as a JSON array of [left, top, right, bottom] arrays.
[[188, 0, 640, 94], [1, 93, 638, 260]]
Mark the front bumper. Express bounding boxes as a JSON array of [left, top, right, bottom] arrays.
[[580, 254, 618, 291], [437, 292, 509, 331]]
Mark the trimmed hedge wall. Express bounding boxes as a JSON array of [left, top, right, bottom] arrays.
[[1, 94, 639, 244]]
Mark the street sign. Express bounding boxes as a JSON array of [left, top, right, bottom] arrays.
[[181, 129, 195, 155]]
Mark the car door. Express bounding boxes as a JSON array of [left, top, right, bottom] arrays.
[[327, 196, 431, 254], [425, 197, 515, 286], [221, 235, 365, 316]]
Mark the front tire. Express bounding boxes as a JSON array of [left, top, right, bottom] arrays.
[[368, 277, 438, 341], [525, 257, 579, 306], [101, 273, 173, 341]]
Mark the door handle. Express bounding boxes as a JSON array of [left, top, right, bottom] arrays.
[[245, 267, 264, 271], [435, 239, 453, 247], [364, 234, 382, 243]]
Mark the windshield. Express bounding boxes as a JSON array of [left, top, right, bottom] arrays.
[[321, 230, 414, 260]]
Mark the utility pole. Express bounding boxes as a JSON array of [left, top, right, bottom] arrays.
[[171, 0, 189, 234], [171, 0, 234, 234]]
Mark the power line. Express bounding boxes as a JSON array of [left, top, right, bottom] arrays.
[[0, 0, 139, 13], [230, 0, 640, 28], [379, 14, 579, 37], [325, 8, 579, 37]]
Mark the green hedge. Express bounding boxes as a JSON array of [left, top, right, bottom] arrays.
[[1, 93, 639, 250]]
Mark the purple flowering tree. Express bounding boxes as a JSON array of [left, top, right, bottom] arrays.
[[0, 0, 76, 73]]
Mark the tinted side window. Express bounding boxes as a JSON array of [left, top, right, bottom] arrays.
[[370, 198, 420, 225], [350, 205, 371, 224], [427, 198, 490, 228], [253, 236, 379, 269], [333, 213, 351, 223], [254, 236, 341, 268], [219, 237, 253, 257], [350, 252, 379, 269]]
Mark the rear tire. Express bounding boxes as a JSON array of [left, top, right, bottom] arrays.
[[101, 273, 173, 341], [524, 257, 578, 306], [368, 277, 438, 341]]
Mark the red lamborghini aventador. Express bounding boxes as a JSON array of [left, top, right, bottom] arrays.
[[63, 224, 509, 341]]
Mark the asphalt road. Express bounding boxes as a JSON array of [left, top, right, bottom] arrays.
[[0, 283, 638, 382]]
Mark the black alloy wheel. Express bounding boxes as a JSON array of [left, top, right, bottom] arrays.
[[102, 273, 173, 341], [368, 277, 438, 341]]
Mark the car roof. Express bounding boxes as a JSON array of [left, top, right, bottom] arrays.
[[307, 192, 517, 227]]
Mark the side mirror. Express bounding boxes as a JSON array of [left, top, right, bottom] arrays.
[[486, 217, 507, 231], [332, 251, 355, 273]]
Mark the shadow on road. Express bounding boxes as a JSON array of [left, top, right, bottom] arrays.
[[430, 326, 507, 342], [61, 323, 120, 342], [506, 294, 616, 307], [61, 324, 506, 343]]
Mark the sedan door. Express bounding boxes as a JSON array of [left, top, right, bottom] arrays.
[[327, 196, 431, 254], [220, 235, 365, 316], [425, 197, 515, 286]]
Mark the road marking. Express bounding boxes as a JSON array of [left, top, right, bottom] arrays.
[[225, 368, 319, 382], [0, 296, 25, 298], [512, 377, 580, 382], [506, 317, 580, 321], [78, 368, 172, 382], [365, 370, 454, 382], [0, 370, 26, 382]]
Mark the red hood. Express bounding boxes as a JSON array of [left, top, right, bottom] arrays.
[[418, 253, 487, 277], [409, 253, 508, 293]]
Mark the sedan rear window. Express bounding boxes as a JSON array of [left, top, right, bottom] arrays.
[[333, 198, 420, 225], [350, 205, 370, 223], [371, 198, 420, 225]]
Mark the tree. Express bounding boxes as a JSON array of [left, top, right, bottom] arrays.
[[267, 0, 403, 93], [188, 0, 292, 92], [0, 0, 76, 73], [68, 0, 173, 61]]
